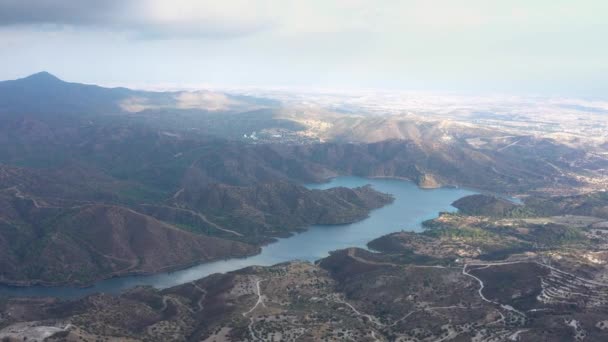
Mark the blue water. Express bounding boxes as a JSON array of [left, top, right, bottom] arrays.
[[0, 177, 473, 298]]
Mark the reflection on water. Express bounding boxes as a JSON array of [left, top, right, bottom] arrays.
[[0, 177, 474, 298]]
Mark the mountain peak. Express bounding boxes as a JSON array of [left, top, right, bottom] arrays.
[[22, 71, 63, 83]]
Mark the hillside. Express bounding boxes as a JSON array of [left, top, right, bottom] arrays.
[[525, 191, 608, 219], [0, 175, 392, 285], [0, 72, 274, 117], [452, 192, 608, 220], [3, 219, 608, 341], [0, 192, 258, 286], [0, 73, 607, 341], [452, 194, 521, 217], [178, 138, 592, 194], [4, 191, 608, 341], [0, 73, 604, 196], [0, 72, 134, 116], [171, 182, 393, 238], [0, 72, 605, 288]]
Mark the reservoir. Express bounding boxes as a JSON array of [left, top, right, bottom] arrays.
[[0, 177, 474, 298]]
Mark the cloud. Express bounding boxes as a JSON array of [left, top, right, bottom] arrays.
[[0, 0, 124, 26], [1, 0, 606, 97], [0, 0, 275, 38]]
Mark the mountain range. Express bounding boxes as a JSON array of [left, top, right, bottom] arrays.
[[0, 72, 605, 285], [0, 72, 608, 341]]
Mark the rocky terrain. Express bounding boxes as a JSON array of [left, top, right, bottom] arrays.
[[1, 72, 603, 287], [0, 73, 607, 340], [0, 190, 257, 286], [453, 192, 608, 220], [0, 178, 390, 286], [451, 194, 520, 217], [168, 182, 392, 239], [3, 192, 608, 341], [1, 73, 605, 195]]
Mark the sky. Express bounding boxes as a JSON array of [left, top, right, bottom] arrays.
[[0, 0, 606, 97]]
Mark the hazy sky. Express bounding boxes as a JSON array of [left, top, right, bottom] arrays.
[[0, 0, 606, 97]]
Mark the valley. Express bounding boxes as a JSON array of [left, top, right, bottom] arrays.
[[1, 1, 607, 340], [0, 178, 392, 287], [0, 177, 471, 298], [0, 73, 607, 341], [3, 192, 608, 341]]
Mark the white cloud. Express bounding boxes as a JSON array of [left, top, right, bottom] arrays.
[[0, 0, 606, 96], [125, 0, 277, 38]]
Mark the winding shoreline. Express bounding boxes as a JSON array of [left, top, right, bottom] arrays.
[[0, 177, 473, 299]]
